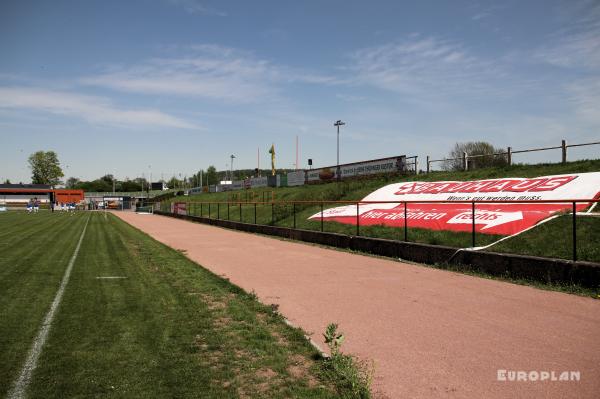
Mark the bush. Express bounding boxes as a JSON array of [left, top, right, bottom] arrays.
[[443, 141, 508, 171]]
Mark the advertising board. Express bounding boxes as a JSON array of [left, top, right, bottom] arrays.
[[268, 175, 281, 187], [249, 176, 268, 188], [309, 172, 600, 236], [231, 180, 244, 191], [307, 156, 406, 182], [287, 171, 306, 186], [173, 202, 187, 216], [188, 187, 204, 195]]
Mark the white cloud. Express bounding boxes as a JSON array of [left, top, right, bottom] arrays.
[[349, 36, 499, 100], [471, 12, 490, 21], [567, 78, 600, 125], [536, 29, 600, 69], [81, 45, 339, 103], [535, 1, 600, 69], [0, 87, 198, 129], [167, 0, 227, 17], [335, 93, 366, 102], [469, 4, 505, 22]]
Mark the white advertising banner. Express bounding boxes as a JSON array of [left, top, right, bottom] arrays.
[[309, 172, 600, 236], [287, 171, 306, 186], [307, 156, 406, 182]]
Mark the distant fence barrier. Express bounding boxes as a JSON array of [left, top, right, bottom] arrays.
[[84, 189, 176, 199], [426, 139, 600, 173]]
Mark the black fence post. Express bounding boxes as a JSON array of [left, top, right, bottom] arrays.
[[208, 203, 211, 219], [271, 202, 274, 226], [321, 202, 324, 232], [239, 203, 242, 222], [471, 201, 476, 247], [254, 202, 257, 224], [293, 203, 296, 229], [217, 203, 220, 220], [227, 202, 230, 220], [404, 202, 408, 242], [200, 202, 203, 217], [356, 202, 360, 236], [573, 201, 577, 261]]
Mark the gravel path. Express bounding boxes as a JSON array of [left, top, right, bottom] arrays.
[[115, 212, 600, 398]]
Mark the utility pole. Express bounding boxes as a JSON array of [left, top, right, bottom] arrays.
[[230, 154, 236, 181], [334, 120, 345, 181]]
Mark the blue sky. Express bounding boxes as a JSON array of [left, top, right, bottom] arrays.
[[1, 0, 599, 183]]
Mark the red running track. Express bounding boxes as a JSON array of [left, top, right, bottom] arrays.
[[115, 212, 600, 398]]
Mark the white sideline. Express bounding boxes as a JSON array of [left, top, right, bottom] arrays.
[[8, 215, 90, 399], [95, 276, 127, 279]]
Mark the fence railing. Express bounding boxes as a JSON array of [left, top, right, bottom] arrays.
[[85, 189, 176, 198], [404, 155, 418, 174], [161, 198, 599, 262], [425, 139, 600, 173]]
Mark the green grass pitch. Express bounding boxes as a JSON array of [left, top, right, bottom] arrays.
[[0, 211, 344, 398]]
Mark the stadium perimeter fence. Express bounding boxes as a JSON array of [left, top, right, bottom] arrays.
[[159, 198, 600, 262]]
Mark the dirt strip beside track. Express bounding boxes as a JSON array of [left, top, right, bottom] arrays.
[[114, 212, 600, 399]]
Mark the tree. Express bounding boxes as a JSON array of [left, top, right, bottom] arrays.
[[443, 142, 508, 171], [205, 166, 217, 186], [101, 174, 114, 184], [28, 151, 64, 185], [77, 179, 112, 192], [121, 179, 142, 192], [167, 176, 180, 190], [191, 169, 204, 187], [66, 177, 81, 189], [133, 177, 147, 191], [3, 179, 10, 184]]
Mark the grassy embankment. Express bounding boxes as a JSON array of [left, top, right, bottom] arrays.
[[167, 160, 600, 263], [0, 211, 364, 398]]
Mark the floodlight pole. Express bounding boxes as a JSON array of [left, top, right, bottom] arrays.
[[230, 154, 236, 181], [334, 120, 345, 181]]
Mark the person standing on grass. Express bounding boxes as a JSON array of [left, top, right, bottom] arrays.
[[26, 199, 33, 213], [33, 198, 40, 213]]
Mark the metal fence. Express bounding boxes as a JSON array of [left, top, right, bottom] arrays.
[[84, 189, 176, 199], [425, 139, 600, 173], [162, 198, 599, 262]]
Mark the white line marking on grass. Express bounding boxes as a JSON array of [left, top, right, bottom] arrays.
[[8, 215, 91, 399], [95, 276, 127, 279]]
